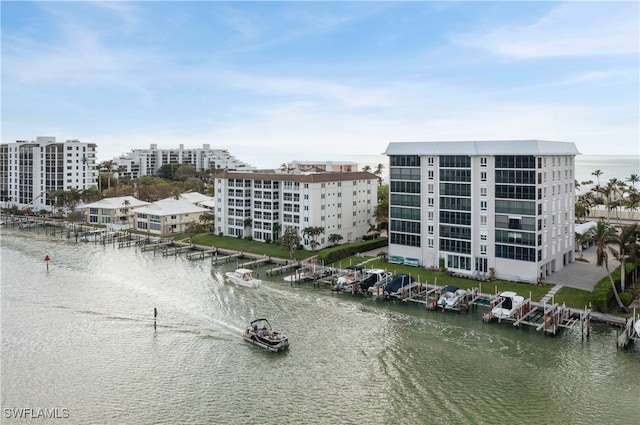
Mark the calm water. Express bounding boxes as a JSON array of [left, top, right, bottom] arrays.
[[1, 226, 639, 424]]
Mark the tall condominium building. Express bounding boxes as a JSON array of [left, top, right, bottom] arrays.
[[384, 140, 580, 283], [213, 170, 377, 249], [111, 144, 255, 179], [0, 137, 98, 212]]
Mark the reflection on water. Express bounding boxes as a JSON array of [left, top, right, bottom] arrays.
[[1, 227, 638, 424]]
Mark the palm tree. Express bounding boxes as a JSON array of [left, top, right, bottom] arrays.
[[362, 165, 372, 173], [302, 226, 325, 252], [587, 221, 627, 312], [272, 222, 282, 241], [591, 169, 603, 187], [610, 224, 639, 292], [243, 217, 253, 238], [627, 174, 639, 190], [374, 163, 385, 186], [120, 199, 131, 228]]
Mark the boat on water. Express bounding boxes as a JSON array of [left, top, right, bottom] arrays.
[[383, 274, 417, 297], [332, 265, 364, 291], [491, 291, 525, 320], [360, 269, 393, 294], [243, 318, 289, 352], [284, 264, 331, 283], [634, 319, 640, 337], [80, 229, 107, 242], [437, 285, 468, 311], [225, 268, 261, 288]]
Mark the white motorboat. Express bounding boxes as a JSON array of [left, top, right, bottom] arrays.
[[634, 319, 640, 337], [80, 229, 107, 242], [225, 268, 261, 288], [332, 265, 364, 291], [243, 319, 289, 352], [491, 291, 525, 320], [437, 285, 468, 310], [360, 269, 393, 294]]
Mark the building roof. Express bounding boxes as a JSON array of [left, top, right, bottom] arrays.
[[575, 221, 598, 235], [134, 198, 211, 216], [180, 192, 213, 204], [213, 170, 377, 182], [384, 140, 581, 156], [82, 196, 150, 210]]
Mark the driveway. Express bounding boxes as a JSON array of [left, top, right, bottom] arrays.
[[544, 245, 614, 291]]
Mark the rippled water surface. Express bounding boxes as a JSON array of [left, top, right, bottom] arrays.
[[2, 226, 639, 424]]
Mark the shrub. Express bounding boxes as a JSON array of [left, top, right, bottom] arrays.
[[619, 292, 633, 306]]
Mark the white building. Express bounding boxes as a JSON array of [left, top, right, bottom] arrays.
[[179, 192, 215, 211], [384, 140, 580, 283], [82, 196, 150, 229], [133, 197, 211, 235], [0, 137, 98, 212], [111, 144, 255, 179], [283, 160, 359, 173], [213, 170, 378, 249]]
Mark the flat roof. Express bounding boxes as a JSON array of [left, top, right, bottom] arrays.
[[213, 170, 377, 183], [384, 140, 580, 156]]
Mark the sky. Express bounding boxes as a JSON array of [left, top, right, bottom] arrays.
[[2, 1, 639, 169]]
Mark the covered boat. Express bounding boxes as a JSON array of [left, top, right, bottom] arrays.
[[491, 291, 525, 320], [225, 268, 261, 288], [383, 274, 416, 297], [243, 319, 289, 352]]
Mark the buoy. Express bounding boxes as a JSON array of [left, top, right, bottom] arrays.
[[45, 255, 50, 270]]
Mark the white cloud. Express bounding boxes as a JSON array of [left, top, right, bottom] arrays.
[[453, 3, 639, 58]]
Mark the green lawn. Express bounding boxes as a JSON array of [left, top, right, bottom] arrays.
[[192, 234, 315, 261], [553, 287, 593, 310]]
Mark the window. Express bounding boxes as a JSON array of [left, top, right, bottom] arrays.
[[480, 200, 487, 211], [480, 244, 487, 255], [480, 157, 487, 167], [480, 172, 487, 182]]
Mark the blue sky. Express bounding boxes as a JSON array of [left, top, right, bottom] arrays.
[[2, 1, 639, 168]]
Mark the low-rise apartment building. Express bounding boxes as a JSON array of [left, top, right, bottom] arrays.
[[213, 170, 378, 250]]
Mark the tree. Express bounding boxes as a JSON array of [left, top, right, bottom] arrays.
[[328, 233, 343, 246], [609, 224, 639, 292], [272, 222, 282, 241], [243, 217, 253, 239], [374, 184, 389, 231], [175, 164, 197, 182], [157, 164, 181, 180], [302, 226, 325, 252], [279, 226, 301, 260], [362, 165, 372, 173], [627, 174, 639, 190], [199, 212, 215, 233], [591, 169, 603, 187], [587, 221, 627, 312], [82, 187, 102, 203], [374, 163, 385, 186], [184, 221, 203, 244], [119, 199, 131, 228]]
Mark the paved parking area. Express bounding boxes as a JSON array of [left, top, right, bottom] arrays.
[[541, 246, 614, 291]]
